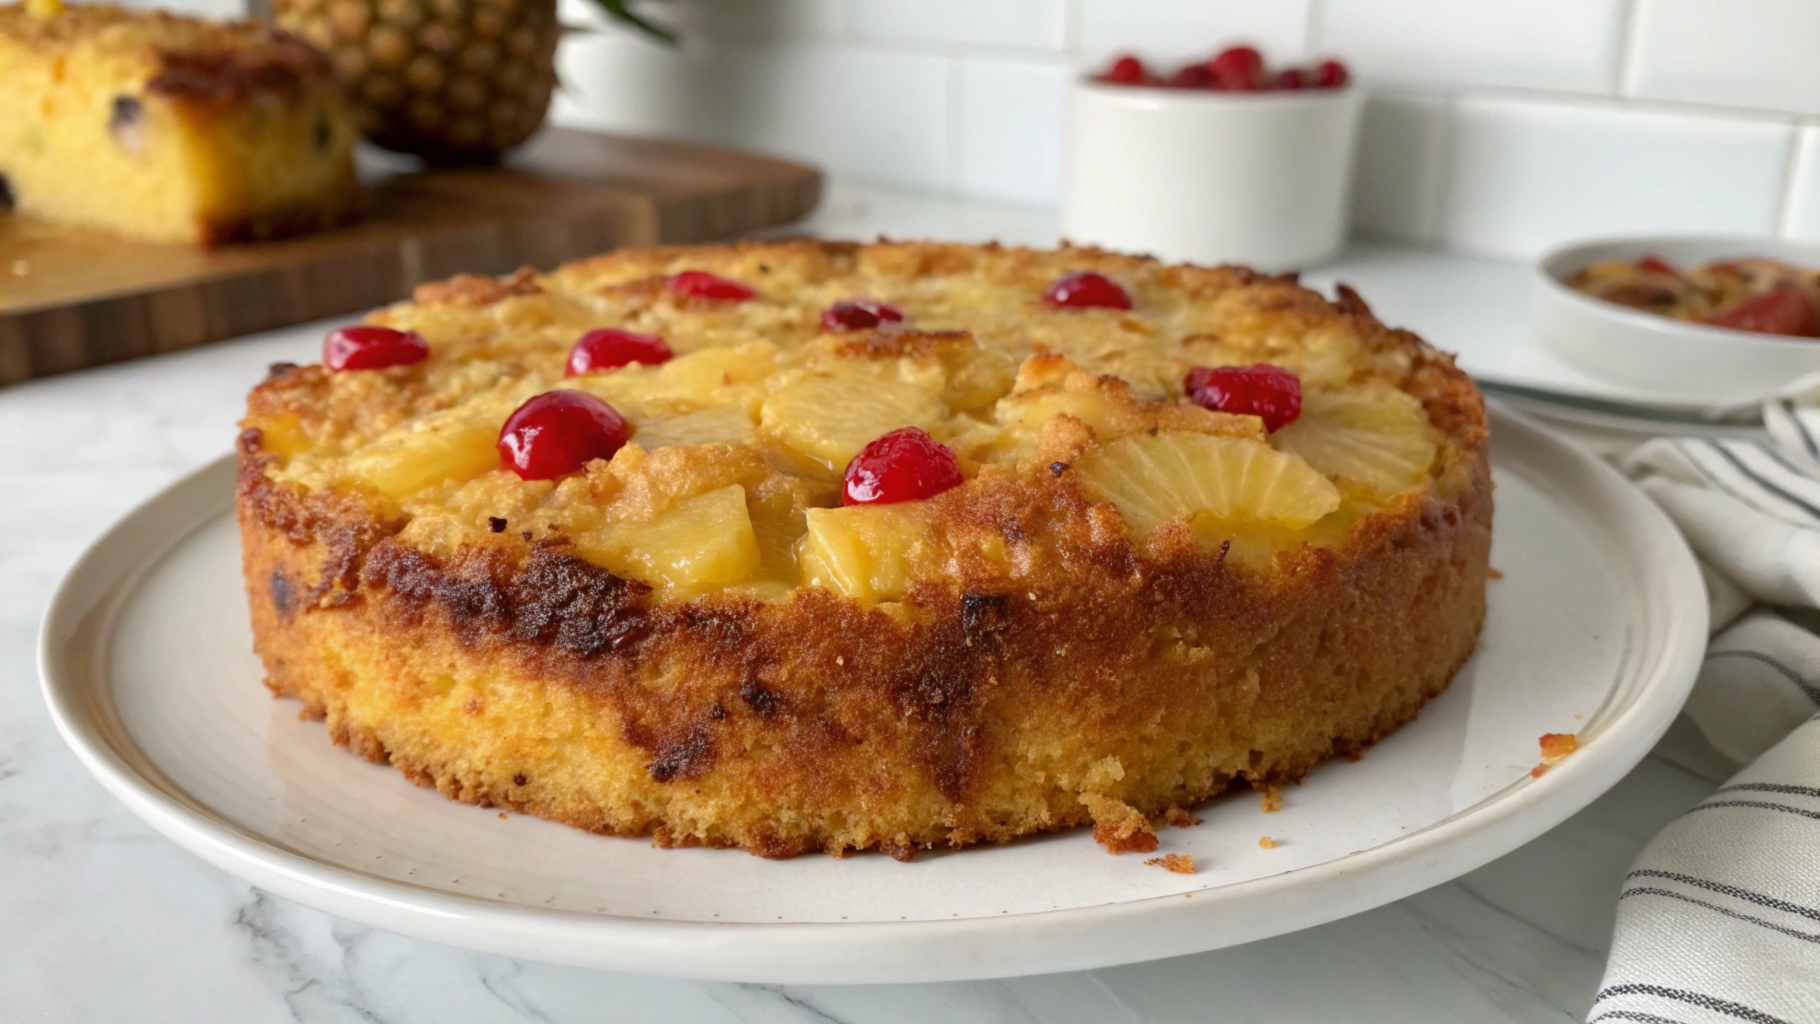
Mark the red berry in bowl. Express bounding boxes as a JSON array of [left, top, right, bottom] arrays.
[[1708, 286, 1820, 337], [1210, 45, 1264, 89], [667, 270, 755, 302], [1043, 271, 1131, 310], [822, 299, 906, 331], [1273, 67, 1307, 90], [323, 325, 429, 371], [497, 389, 630, 481], [1169, 61, 1217, 89], [565, 328, 673, 376], [843, 427, 964, 506], [1184, 363, 1303, 431], [1102, 54, 1148, 85], [1313, 59, 1350, 88]]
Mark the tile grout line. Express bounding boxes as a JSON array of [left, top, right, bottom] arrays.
[[946, 56, 967, 197], [1303, 0, 1325, 57], [1424, 91, 1460, 249], [1612, 0, 1641, 97], [1774, 123, 1808, 239]]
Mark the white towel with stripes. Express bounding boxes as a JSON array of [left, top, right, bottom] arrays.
[[1587, 400, 1820, 1024]]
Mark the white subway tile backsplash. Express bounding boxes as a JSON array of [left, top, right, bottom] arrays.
[[1349, 92, 1448, 242], [1780, 124, 1820, 244], [1077, 0, 1311, 68], [552, 35, 950, 191], [1626, 0, 1820, 115], [1316, 0, 1627, 94], [844, 0, 1067, 51], [954, 59, 1070, 206], [1439, 97, 1794, 260]]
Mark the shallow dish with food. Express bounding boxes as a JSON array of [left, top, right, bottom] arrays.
[[1535, 235, 1820, 398]]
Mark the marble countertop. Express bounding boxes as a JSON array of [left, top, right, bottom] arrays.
[[2, 184, 1719, 1022]]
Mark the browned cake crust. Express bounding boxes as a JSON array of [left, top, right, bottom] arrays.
[[237, 240, 1491, 860]]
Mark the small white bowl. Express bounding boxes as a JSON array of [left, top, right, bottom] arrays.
[[1535, 235, 1820, 399], [1062, 79, 1363, 271]]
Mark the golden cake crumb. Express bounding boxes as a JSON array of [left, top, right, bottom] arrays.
[[1160, 804, 1202, 828], [1530, 732, 1580, 777], [1258, 836, 1278, 849], [1259, 785, 1283, 813], [1145, 853, 1196, 874], [1487, 567, 1504, 579], [1085, 794, 1160, 854]]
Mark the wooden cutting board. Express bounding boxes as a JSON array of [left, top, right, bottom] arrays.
[[0, 128, 822, 385]]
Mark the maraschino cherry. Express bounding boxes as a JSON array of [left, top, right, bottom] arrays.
[[1185, 363, 1303, 431], [1101, 54, 1148, 85], [497, 390, 630, 480], [822, 300, 906, 331], [566, 328, 673, 376], [1043, 271, 1131, 310], [667, 270, 755, 302], [1210, 45, 1264, 90], [323, 325, 429, 371], [843, 427, 964, 506]]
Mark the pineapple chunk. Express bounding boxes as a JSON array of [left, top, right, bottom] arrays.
[[1272, 386, 1438, 501], [577, 342, 776, 418], [798, 504, 940, 602], [344, 411, 500, 499], [761, 374, 947, 471], [1075, 431, 1340, 537], [571, 484, 760, 589], [634, 406, 756, 450]]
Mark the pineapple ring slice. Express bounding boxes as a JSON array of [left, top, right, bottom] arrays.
[[1271, 387, 1438, 502], [1075, 431, 1340, 537]]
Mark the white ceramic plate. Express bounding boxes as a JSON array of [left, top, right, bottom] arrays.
[[40, 407, 1706, 984]]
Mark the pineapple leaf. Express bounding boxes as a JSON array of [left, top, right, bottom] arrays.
[[590, 0, 679, 44]]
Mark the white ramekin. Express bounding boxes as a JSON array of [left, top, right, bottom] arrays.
[[1534, 236, 1820, 399], [1061, 79, 1364, 271]]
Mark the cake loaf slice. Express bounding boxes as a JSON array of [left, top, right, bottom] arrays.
[[0, 0, 360, 245]]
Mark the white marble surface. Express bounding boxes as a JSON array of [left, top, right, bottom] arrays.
[[2, 184, 1719, 1022]]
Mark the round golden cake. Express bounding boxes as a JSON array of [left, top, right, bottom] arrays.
[[236, 239, 1491, 860]]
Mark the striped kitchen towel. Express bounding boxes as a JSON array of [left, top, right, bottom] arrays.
[[1587, 401, 1820, 1023]]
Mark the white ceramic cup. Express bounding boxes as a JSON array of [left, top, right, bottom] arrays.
[[1062, 78, 1364, 271]]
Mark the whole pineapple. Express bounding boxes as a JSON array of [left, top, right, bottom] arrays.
[[274, 0, 669, 163]]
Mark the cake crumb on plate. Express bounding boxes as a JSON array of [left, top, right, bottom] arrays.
[[1259, 785, 1283, 813], [1530, 732, 1580, 777], [1258, 836, 1278, 849], [1145, 854, 1196, 874]]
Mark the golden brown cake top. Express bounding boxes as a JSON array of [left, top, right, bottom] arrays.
[[0, 1, 332, 101], [242, 240, 1484, 607]]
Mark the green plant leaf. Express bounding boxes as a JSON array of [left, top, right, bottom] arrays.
[[590, 0, 678, 44]]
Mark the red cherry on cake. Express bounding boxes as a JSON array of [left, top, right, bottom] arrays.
[[667, 270, 755, 303], [1184, 363, 1303, 431], [1043, 271, 1131, 310], [1102, 54, 1148, 85], [1313, 59, 1350, 89], [843, 427, 964, 506], [323, 325, 429, 371], [822, 299, 906, 331], [565, 328, 673, 376], [497, 389, 630, 481], [1273, 68, 1307, 90], [1210, 45, 1264, 89]]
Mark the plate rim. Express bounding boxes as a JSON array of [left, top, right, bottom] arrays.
[[38, 404, 1709, 983]]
